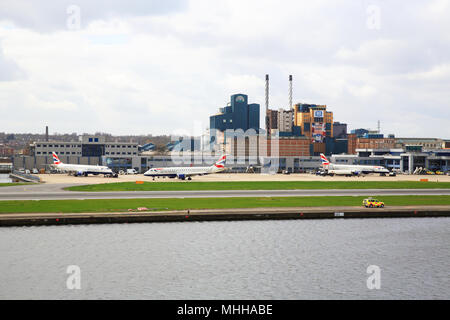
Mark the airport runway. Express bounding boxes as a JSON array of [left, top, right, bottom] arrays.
[[1, 183, 450, 200]]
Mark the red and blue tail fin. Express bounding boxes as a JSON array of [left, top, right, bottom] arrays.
[[320, 153, 330, 166], [52, 152, 62, 165], [213, 155, 227, 169]]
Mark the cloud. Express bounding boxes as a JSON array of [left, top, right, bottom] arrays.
[[0, 0, 449, 138], [0, 0, 185, 32], [0, 42, 25, 81]]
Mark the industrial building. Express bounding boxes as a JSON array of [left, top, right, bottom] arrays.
[[209, 94, 260, 134], [293, 103, 334, 142]]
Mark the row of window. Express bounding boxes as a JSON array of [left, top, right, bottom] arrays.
[[106, 145, 137, 149], [37, 151, 80, 155], [36, 151, 137, 155], [36, 144, 137, 149], [106, 152, 137, 155], [37, 144, 81, 148]]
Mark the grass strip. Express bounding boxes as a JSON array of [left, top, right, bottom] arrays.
[[1, 196, 450, 214], [0, 183, 32, 187], [64, 181, 450, 192]]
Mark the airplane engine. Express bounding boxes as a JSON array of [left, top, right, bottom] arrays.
[[177, 174, 186, 180]]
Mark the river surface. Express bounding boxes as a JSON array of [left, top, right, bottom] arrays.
[[0, 218, 449, 299], [0, 174, 12, 183]]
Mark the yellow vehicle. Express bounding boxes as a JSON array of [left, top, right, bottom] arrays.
[[435, 171, 444, 175], [363, 198, 385, 208]]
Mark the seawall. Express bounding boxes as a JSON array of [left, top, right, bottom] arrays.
[[0, 206, 449, 227]]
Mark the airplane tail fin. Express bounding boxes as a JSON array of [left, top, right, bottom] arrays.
[[212, 155, 227, 171], [320, 153, 330, 166], [52, 152, 62, 165]]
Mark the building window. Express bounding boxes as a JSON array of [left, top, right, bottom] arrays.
[[94, 138, 98, 142], [89, 138, 93, 142]]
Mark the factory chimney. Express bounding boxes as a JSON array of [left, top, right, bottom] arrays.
[[265, 74, 269, 112], [289, 75, 293, 109], [265, 74, 269, 134], [45, 126, 49, 142]]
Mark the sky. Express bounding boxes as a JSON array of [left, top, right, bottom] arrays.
[[0, 0, 449, 138]]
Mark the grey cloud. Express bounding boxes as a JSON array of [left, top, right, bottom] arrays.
[[0, 0, 186, 32], [0, 43, 25, 81]]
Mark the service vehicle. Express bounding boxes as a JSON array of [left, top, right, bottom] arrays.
[[363, 198, 385, 208]]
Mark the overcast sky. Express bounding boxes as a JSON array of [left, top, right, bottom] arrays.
[[0, 0, 449, 138]]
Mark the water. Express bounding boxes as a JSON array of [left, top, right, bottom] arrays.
[[0, 174, 12, 183], [0, 218, 449, 299]]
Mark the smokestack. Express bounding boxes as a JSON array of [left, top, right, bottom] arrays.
[[265, 74, 269, 112], [45, 126, 49, 142], [265, 74, 269, 135], [289, 75, 293, 109]]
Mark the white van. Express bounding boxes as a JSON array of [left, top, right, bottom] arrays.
[[126, 169, 138, 175]]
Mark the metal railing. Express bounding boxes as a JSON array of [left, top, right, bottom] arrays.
[[10, 170, 41, 183]]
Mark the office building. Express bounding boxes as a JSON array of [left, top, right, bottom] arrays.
[[210, 94, 260, 133], [293, 103, 333, 143]]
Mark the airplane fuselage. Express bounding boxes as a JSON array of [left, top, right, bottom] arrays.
[[326, 163, 389, 174], [54, 163, 114, 176], [144, 166, 222, 179]]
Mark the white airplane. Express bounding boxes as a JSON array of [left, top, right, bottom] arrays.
[[51, 152, 117, 177], [320, 153, 389, 176], [144, 155, 227, 180]]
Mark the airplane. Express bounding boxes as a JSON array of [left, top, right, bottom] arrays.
[[51, 152, 117, 177], [144, 155, 227, 180], [320, 153, 389, 176]]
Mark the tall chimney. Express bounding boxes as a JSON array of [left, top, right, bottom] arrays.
[[45, 126, 49, 142], [265, 74, 269, 134], [289, 75, 293, 109], [265, 74, 269, 112]]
